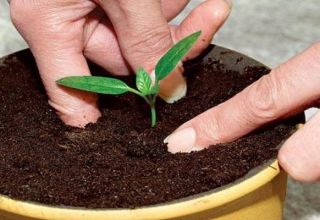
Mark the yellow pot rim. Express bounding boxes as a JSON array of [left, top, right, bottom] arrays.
[[0, 160, 281, 220]]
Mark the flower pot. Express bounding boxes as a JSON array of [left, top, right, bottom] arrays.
[[0, 160, 287, 220], [0, 45, 304, 220]]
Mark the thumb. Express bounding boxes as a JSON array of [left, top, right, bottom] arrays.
[[166, 42, 320, 153], [97, 0, 231, 103], [160, 0, 232, 103], [97, 0, 183, 101], [278, 113, 320, 182]]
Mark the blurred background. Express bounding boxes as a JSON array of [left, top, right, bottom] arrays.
[[1, 0, 319, 219]]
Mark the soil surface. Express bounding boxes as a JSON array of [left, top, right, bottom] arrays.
[[0, 49, 302, 208]]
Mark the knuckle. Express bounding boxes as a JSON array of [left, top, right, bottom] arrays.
[[245, 74, 280, 122], [126, 26, 172, 62], [10, 1, 44, 43], [10, 0, 33, 17], [10, 1, 28, 25], [10, 1, 40, 30], [196, 110, 225, 144]]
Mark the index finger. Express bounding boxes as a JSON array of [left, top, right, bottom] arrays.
[[166, 42, 320, 153]]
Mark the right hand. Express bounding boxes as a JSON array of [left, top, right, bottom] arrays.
[[166, 42, 320, 182], [10, 0, 231, 127]]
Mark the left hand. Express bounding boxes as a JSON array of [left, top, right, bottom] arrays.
[[10, 0, 231, 127]]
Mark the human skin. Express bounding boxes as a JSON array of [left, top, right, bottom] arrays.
[[166, 42, 320, 183], [10, 0, 318, 183], [9, 0, 231, 127]]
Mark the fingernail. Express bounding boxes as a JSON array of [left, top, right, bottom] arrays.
[[165, 127, 197, 153], [150, 70, 156, 86], [160, 80, 187, 103], [159, 63, 187, 103]]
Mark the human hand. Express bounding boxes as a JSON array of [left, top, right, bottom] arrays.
[[10, 0, 231, 127], [166, 42, 320, 182]]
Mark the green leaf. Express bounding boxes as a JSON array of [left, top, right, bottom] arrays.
[[155, 31, 201, 81], [57, 76, 131, 95], [136, 68, 152, 94]]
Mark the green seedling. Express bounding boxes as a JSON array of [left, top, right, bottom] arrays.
[[57, 31, 201, 127]]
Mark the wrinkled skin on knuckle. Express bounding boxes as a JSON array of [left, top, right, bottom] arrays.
[[125, 25, 172, 67], [161, 0, 190, 21], [244, 74, 281, 123], [10, 1, 51, 42], [11, 1, 96, 53], [10, 0, 38, 34], [195, 110, 224, 146], [10, 2, 55, 51]]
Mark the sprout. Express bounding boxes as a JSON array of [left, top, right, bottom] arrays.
[[57, 31, 201, 127]]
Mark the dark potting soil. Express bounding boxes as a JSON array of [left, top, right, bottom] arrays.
[[0, 49, 301, 209]]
